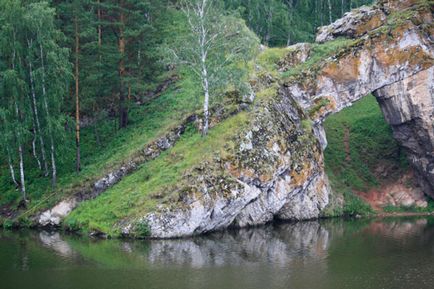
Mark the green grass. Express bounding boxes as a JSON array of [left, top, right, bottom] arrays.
[[257, 47, 293, 73], [281, 38, 357, 78], [64, 112, 249, 236], [0, 72, 201, 215], [324, 94, 409, 215], [324, 94, 408, 192]]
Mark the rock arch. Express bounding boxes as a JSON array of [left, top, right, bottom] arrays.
[[140, 0, 433, 238], [284, 0, 433, 196], [34, 0, 432, 238]]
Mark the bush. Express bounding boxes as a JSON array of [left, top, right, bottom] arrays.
[[134, 221, 151, 238], [343, 191, 373, 216]]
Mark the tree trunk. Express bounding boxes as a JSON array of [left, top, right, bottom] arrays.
[[18, 142, 26, 200], [6, 147, 19, 187], [28, 39, 49, 176], [14, 102, 26, 200], [320, 0, 324, 26], [118, 3, 128, 129], [342, 0, 345, 16], [12, 32, 26, 200], [202, 77, 210, 136], [327, 0, 333, 23], [198, 0, 210, 136], [75, 16, 81, 173], [31, 131, 42, 170], [39, 43, 57, 188], [265, 7, 273, 45]]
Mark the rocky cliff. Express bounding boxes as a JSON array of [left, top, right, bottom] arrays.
[[35, 0, 433, 238], [132, 0, 433, 238]]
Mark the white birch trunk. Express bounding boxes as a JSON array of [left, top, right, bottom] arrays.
[[18, 142, 26, 200], [14, 102, 26, 199], [198, 0, 210, 136], [28, 43, 49, 175], [12, 30, 26, 199], [39, 43, 57, 187], [31, 134, 42, 170], [6, 147, 19, 187]]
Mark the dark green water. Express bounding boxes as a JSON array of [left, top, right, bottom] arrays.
[[1, 217, 434, 289]]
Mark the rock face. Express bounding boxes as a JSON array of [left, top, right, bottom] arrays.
[[33, 0, 433, 238], [374, 69, 434, 196], [286, 0, 434, 197], [134, 0, 433, 238], [357, 170, 428, 209]]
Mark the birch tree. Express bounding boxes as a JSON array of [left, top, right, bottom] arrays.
[[25, 2, 71, 188], [169, 0, 259, 135], [0, 0, 30, 200], [0, 0, 70, 196]]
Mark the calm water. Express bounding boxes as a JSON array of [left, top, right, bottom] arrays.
[[1, 217, 434, 289]]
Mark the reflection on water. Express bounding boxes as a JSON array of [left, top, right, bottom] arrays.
[[1, 217, 434, 289], [146, 221, 331, 268]]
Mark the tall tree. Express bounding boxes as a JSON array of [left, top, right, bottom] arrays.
[[169, 0, 259, 135]]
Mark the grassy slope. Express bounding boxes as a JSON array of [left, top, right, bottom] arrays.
[[323, 95, 410, 215], [64, 39, 362, 236], [0, 73, 201, 214], [2, 32, 425, 231], [65, 113, 248, 235]]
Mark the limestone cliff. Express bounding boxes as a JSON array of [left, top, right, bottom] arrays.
[[130, 0, 433, 238], [35, 0, 433, 238]]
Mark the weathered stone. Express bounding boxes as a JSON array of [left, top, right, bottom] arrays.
[[36, 0, 434, 238], [316, 5, 386, 43], [39, 199, 77, 226], [137, 0, 433, 238]]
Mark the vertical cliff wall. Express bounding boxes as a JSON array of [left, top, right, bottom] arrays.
[[133, 0, 433, 238]]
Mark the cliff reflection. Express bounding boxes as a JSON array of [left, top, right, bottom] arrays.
[[146, 221, 332, 268], [2, 217, 434, 289], [3, 217, 432, 270]]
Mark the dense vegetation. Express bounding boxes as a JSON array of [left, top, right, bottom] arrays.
[[323, 95, 408, 216], [1, 0, 373, 216]]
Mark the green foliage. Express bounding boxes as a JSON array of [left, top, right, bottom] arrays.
[[342, 190, 374, 216], [282, 38, 357, 78], [65, 112, 249, 236], [225, 0, 373, 46], [309, 98, 331, 118], [257, 47, 292, 71], [324, 95, 408, 192], [133, 221, 151, 238], [324, 95, 411, 215], [2, 219, 14, 230], [164, 1, 260, 107], [0, 72, 199, 208]]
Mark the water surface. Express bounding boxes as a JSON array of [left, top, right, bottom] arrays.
[[1, 217, 434, 289]]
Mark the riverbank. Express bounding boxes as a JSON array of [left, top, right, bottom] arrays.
[[2, 211, 434, 240]]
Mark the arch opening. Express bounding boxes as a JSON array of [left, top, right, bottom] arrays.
[[323, 94, 429, 211]]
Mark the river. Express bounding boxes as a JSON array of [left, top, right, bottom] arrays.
[[1, 217, 434, 289]]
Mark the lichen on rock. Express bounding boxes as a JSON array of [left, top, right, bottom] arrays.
[[136, 0, 433, 238]]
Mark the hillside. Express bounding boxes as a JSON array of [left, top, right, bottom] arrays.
[[1, 0, 433, 239]]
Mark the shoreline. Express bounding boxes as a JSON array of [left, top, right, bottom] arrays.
[[2, 212, 434, 240], [372, 211, 434, 218]]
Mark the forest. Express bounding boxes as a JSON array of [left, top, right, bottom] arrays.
[[0, 0, 372, 208], [1, 0, 434, 287]]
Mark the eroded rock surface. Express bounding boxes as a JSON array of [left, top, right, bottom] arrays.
[[34, 0, 433, 238], [136, 0, 433, 238]]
